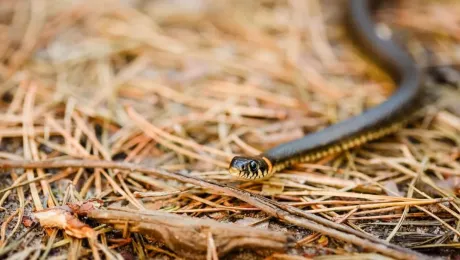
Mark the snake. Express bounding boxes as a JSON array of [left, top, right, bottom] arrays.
[[228, 0, 423, 180]]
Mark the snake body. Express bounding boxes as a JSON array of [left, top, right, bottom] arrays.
[[228, 0, 423, 180]]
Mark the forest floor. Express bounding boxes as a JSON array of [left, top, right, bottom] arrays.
[[0, 0, 460, 259]]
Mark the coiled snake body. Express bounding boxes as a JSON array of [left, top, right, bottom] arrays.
[[228, 0, 423, 180]]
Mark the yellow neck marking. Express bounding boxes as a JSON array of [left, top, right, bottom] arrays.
[[262, 156, 273, 174]]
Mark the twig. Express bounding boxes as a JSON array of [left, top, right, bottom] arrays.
[[87, 207, 289, 259]]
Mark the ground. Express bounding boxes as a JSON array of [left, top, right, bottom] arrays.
[[0, 0, 460, 259]]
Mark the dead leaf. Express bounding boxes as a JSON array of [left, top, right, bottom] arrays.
[[34, 205, 96, 239]]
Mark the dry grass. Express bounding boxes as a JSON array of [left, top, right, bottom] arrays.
[[0, 0, 459, 259]]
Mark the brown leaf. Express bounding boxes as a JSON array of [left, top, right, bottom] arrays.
[[67, 198, 104, 216], [22, 216, 35, 227], [33, 206, 96, 239]]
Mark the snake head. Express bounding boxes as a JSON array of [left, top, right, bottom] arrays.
[[228, 156, 272, 180]]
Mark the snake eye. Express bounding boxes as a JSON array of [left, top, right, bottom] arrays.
[[249, 161, 258, 173]]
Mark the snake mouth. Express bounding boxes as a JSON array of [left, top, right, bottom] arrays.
[[228, 167, 241, 177]]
